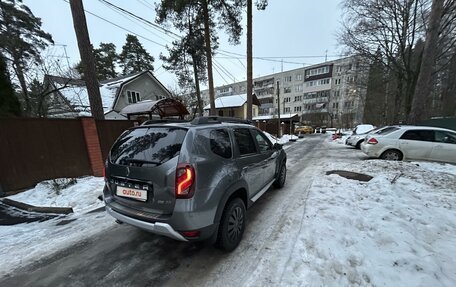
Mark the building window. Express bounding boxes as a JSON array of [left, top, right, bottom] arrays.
[[127, 91, 140, 103], [284, 97, 291, 103], [335, 78, 341, 85], [284, 76, 292, 82], [294, 95, 302, 102], [284, 87, 292, 93], [295, 85, 303, 92], [296, 74, 303, 81], [284, 107, 290, 113], [294, 106, 302, 112]]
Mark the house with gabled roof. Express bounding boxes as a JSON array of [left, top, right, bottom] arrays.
[[44, 70, 172, 119], [203, 93, 261, 119]]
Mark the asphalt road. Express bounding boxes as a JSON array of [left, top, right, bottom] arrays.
[[0, 135, 327, 287]]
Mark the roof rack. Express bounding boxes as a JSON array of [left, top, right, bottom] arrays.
[[141, 119, 188, 125], [191, 116, 253, 125]]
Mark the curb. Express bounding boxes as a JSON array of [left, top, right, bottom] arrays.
[[1, 198, 74, 215]]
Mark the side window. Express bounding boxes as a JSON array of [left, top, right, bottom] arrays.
[[400, 130, 435, 142], [252, 129, 272, 153], [435, 131, 456, 144], [210, 129, 232, 158], [233, 128, 257, 155]]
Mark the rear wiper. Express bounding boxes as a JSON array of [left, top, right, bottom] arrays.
[[123, 159, 162, 166]]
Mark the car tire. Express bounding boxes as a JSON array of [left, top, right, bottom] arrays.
[[273, 163, 286, 188], [216, 198, 246, 252], [355, 140, 363, 149], [380, 149, 403, 161]]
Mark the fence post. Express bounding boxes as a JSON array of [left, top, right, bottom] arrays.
[[80, 117, 104, 176]]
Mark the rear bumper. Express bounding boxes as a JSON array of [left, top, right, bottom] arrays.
[[106, 206, 188, 242]]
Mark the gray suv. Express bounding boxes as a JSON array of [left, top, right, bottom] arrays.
[[103, 116, 287, 251]]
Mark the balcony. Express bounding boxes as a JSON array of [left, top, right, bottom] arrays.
[[302, 97, 328, 104]]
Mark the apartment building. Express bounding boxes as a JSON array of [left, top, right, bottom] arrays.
[[200, 56, 367, 128]]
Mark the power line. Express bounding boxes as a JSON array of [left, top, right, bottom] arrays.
[[213, 59, 236, 83], [62, 0, 167, 48], [135, 0, 155, 11], [98, 0, 181, 40], [212, 62, 230, 85], [98, 0, 172, 45]]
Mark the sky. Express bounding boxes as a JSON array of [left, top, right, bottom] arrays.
[[23, 0, 344, 90]]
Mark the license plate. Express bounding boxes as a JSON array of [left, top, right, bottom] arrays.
[[116, 186, 147, 201]]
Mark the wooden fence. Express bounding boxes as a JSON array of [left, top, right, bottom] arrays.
[[0, 117, 135, 193]]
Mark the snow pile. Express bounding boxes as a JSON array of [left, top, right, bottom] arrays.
[[279, 134, 298, 144], [9, 177, 105, 213], [282, 159, 456, 286], [0, 176, 112, 277]]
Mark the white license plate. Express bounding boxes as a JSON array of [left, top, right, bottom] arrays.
[[116, 186, 147, 201]]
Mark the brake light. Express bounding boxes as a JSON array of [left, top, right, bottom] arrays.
[[367, 137, 378, 144], [181, 230, 200, 238], [176, 164, 195, 198]]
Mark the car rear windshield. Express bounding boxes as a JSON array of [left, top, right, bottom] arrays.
[[110, 127, 187, 166]]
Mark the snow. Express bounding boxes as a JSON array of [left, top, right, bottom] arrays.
[[253, 113, 298, 121], [245, 142, 456, 286], [203, 94, 248, 109], [282, 158, 456, 286], [263, 131, 298, 145], [0, 177, 114, 277], [8, 177, 105, 213]]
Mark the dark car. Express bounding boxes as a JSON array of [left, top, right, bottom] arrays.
[[103, 116, 287, 251]]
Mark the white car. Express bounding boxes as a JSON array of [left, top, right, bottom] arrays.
[[345, 124, 377, 149], [361, 125, 456, 163]]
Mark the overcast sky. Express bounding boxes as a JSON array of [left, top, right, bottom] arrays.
[[23, 0, 344, 90]]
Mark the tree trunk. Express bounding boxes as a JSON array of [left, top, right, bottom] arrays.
[[408, 0, 444, 124], [69, 0, 104, 120], [191, 53, 203, 116], [13, 60, 30, 116], [202, 0, 216, 116], [246, 0, 253, 120]]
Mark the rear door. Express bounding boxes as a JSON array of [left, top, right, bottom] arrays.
[[107, 126, 187, 214], [251, 128, 277, 183], [430, 130, 456, 163], [232, 128, 264, 197], [399, 130, 435, 160]]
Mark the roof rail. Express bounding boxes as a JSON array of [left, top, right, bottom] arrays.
[[141, 119, 188, 125], [191, 116, 253, 125]]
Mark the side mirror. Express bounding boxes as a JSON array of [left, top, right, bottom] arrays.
[[273, 143, 282, 150]]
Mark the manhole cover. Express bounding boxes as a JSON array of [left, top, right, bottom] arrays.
[[326, 170, 373, 182]]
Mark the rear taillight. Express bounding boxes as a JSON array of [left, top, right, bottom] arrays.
[[176, 164, 195, 198], [103, 165, 106, 181], [367, 137, 378, 144]]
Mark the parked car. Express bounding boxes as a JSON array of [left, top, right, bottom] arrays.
[[361, 125, 456, 163], [346, 126, 386, 149], [103, 116, 287, 251], [295, 125, 313, 136]]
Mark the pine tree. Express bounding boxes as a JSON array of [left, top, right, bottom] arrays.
[[76, 42, 118, 80], [0, 53, 21, 117], [0, 0, 53, 115], [118, 34, 154, 75], [156, 0, 212, 116]]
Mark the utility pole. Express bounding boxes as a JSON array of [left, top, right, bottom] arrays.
[[69, 0, 104, 120], [277, 80, 281, 137], [246, 0, 253, 120]]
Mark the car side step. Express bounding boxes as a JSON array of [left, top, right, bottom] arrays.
[[251, 179, 275, 202]]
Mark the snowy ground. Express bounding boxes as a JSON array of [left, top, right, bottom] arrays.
[[248, 138, 456, 286], [1, 137, 456, 286], [0, 177, 114, 278]]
